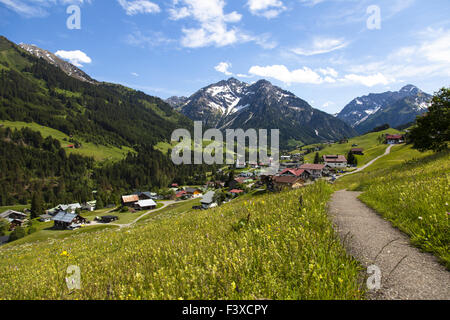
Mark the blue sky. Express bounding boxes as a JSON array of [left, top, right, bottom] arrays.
[[1, 0, 449, 114]]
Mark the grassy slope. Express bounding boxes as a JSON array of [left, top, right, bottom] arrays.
[[335, 145, 449, 268], [0, 182, 364, 300], [296, 129, 402, 166], [0, 120, 134, 161]]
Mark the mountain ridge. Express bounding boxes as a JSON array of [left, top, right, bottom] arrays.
[[336, 84, 432, 134], [168, 78, 358, 146]]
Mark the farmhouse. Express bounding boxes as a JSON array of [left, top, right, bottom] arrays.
[[229, 189, 244, 196], [134, 199, 157, 210], [201, 191, 217, 209], [121, 194, 140, 206], [279, 168, 311, 180], [0, 210, 27, 221], [52, 211, 86, 230], [299, 164, 326, 178], [82, 200, 96, 212], [351, 148, 364, 155], [185, 188, 203, 198], [386, 134, 405, 144], [39, 214, 52, 222], [175, 190, 187, 199], [273, 176, 304, 189], [323, 155, 347, 168]]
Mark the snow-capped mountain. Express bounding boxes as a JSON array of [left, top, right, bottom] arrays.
[[337, 85, 432, 134], [168, 78, 357, 146], [18, 43, 96, 84]]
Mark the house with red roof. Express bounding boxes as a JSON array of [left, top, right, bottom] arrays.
[[279, 168, 310, 180], [386, 134, 405, 144]]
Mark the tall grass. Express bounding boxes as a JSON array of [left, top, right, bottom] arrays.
[[0, 182, 364, 300], [336, 148, 449, 268]]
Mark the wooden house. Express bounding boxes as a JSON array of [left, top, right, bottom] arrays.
[[52, 211, 86, 230], [272, 176, 304, 190], [121, 194, 140, 206], [134, 199, 157, 210], [351, 148, 364, 155], [201, 191, 217, 209], [386, 134, 405, 144], [323, 155, 347, 168], [299, 164, 326, 178]]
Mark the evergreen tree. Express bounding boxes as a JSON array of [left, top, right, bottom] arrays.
[[314, 152, 320, 164], [347, 151, 357, 166], [409, 87, 449, 152], [30, 192, 44, 219]]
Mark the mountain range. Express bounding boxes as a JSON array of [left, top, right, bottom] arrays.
[[167, 78, 357, 146], [336, 84, 432, 134]]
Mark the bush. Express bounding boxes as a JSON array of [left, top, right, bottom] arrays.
[[9, 226, 26, 242]]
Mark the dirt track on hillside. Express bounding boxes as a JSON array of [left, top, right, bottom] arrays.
[[329, 190, 450, 300]]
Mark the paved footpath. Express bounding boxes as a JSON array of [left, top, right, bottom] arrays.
[[329, 190, 450, 300]]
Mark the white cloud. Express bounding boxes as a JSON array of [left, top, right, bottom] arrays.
[[247, 64, 391, 87], [247, 0, 286, 19], [292, 37, 348, 56], [0, 0, 91, 17], [342, 73, 392, 87], [117, 0, 160, 15], [168, 0, 275, 49], [55, 50, 92, 67], [248, 65, 330, 84], [214, 62, 232, 76], [131, 72, 139, 77], [347, 27, 450, 81]]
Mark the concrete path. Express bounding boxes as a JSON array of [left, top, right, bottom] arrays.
[[336, 145, 393, 179], [329, 190, 450, 300]]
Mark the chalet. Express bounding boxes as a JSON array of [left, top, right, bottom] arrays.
[[121, 194, 139, 206], [201, 191, 217, 209], [386, 134, 405, 144], [82, 200, 97, 212], [0, 210, 27, 222], [299, 164, 326, 178], [52, 211, 86, 230], [229, 189, 244, 196], [134, 199, 157, 210], [273, 176, 304, 189], [279, 168, 311, 180], [49, 203, 82, 215], [323, 155, 347, 168], [185, 188, 203, 198], [39, 214, 53, 222], [351, 148, 364, 155], [175, 190, 187, 199]]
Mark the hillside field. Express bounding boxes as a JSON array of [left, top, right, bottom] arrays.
[[0, 182, 364, 300], [335, 145, 449, 268], [297, 129, 403, 166], [0, 120, 134, 161]]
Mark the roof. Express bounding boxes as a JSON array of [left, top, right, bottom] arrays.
[[136, 199, 157, 207], [273, 176, 303, 184], [300, 164, 325, 170], [185, 187, 201, 194], [176, 190, 187, 198], [52, 211, 78, 223], [386, 134, 404, 140], [351, 148, 364, 152], [201, 191, 215, 204], [0, 210, 27, 219], [279, 168, 306, 177], [229, 189, 244, 193], [122, 195, 139, 203], [323, 155, 347, 163]]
